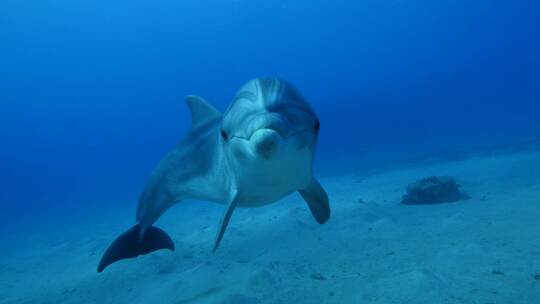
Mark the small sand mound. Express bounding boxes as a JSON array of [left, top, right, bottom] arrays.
[[401, 176, 470, 205]]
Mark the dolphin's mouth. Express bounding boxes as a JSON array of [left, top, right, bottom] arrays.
[[229, 128, 310, 141]]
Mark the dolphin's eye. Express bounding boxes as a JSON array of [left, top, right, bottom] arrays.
[[314, 120, 320, 132], [220, 129, 229, 141]]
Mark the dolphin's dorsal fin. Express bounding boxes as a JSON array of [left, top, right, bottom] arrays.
[[185, 95, 222, 131]]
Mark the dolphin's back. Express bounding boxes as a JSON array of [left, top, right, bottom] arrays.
[[136, 112, 223, 225]]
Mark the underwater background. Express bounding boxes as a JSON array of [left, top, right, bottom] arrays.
[[1, 1, 540, 303]]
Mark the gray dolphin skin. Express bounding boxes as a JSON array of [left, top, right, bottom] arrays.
[[97, 78, 330, 272]]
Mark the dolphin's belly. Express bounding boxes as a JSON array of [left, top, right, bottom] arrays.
[[235, 146, 313, 208]]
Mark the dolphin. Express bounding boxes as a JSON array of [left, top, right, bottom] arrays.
[[97, 78, 330, 272]]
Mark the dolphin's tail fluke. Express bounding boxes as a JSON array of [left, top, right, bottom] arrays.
[[97, 224, 174, 273]]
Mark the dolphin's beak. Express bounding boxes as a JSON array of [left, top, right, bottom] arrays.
[[250, 129, 282, 159]]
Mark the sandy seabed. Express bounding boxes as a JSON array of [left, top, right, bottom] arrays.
[[1, 149, 540, 304]]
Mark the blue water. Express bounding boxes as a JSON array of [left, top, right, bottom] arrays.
[[1, 1, 539, 213], [1, 1, 540, 301]]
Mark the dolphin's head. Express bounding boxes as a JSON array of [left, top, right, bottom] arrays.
[[220, 78, 320, 193]]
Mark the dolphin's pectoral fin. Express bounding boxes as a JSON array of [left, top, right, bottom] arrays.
[[299, 178, 330, 224], [212, 189, 239, 252], [97, 224, 174, 273]]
